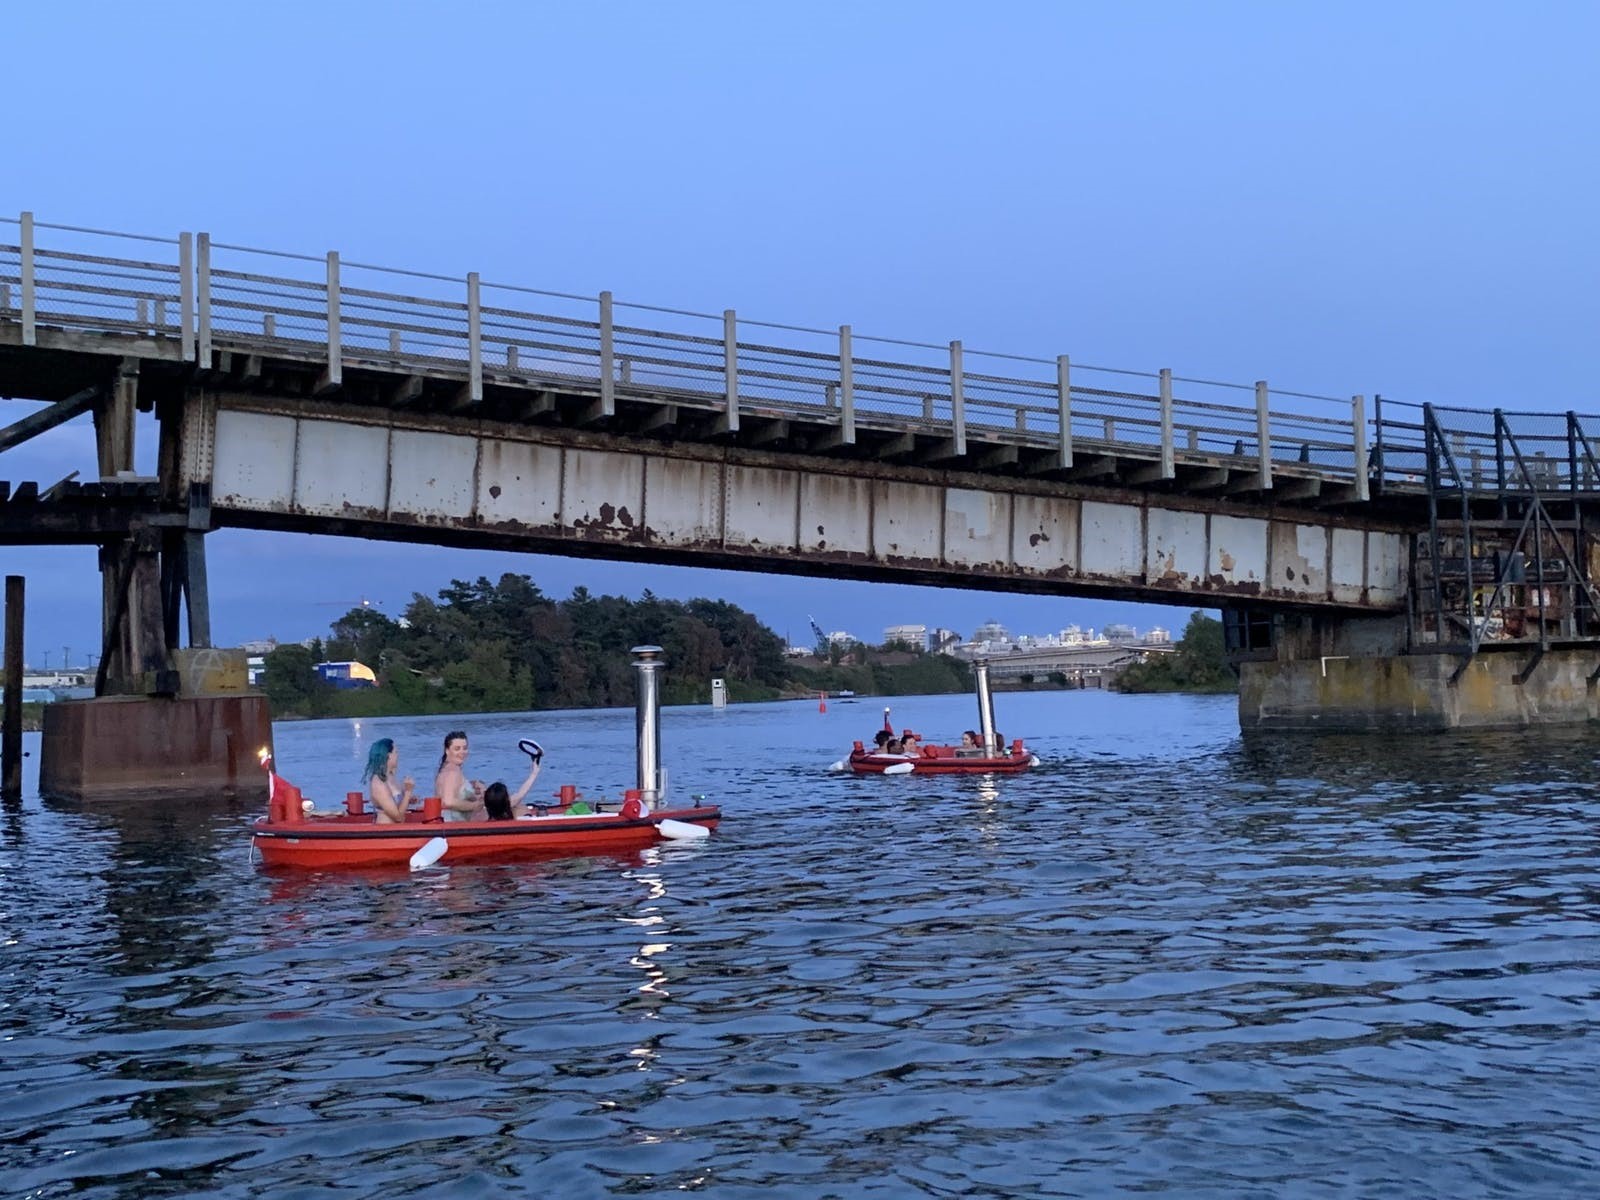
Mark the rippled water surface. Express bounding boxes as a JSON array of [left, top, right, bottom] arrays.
[[5, 690, 1600, 1197]]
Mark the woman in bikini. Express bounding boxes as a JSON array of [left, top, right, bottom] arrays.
[[434, 730, 485, 822]]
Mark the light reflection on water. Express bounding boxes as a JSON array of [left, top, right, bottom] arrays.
[[2, 690, 1599, 1197]]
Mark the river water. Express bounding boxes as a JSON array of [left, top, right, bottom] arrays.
[[3, 690, 1599, 1198]]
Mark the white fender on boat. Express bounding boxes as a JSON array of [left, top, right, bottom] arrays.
[[1029, 755, 1041, 767], [828, 760, 847, 772], [409, 836, 448, 871], [883, 761, 915, 775], [657, 818, 710, 841]]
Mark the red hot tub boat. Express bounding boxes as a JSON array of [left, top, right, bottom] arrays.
[[251, 645, 721, 870], [840, 656, 1040, 776]]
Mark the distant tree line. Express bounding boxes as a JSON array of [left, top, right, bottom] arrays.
[[261, 575, 974, 718], [1113, 611, 1236, 694]]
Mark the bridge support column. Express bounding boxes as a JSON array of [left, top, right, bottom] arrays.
[[39, 378, 268, 805], [1238, 614, 1600, 732]]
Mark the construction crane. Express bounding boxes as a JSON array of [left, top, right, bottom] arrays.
[[808, 615, 829, 646]]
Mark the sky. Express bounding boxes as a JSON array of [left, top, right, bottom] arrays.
[[2, 1, 1597, 668]]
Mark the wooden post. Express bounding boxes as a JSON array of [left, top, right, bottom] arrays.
[[325, 251, 342, 389], [3, 575, 22, 801], [1159, 367, 1175, 479], [466, 271, 482, 403], [179, 231, 195, 361], [599, 290, 616, 416], [1057, 354, 1073, 469], [950, 340, 966, 458], [722, 309, 740, 433], [1255, 380, 1273, 491], [19, 210, 36, 347], [1352, 394, 1370, 502], [197, 232, 213, 369], [839, 324, 856, 444]]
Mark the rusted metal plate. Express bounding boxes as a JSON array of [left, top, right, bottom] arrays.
[[389, 429, 477, 520], [563, 447, 642, 541], [872, 481, 943, 565], [198, 400, 1408, 611], [1368, 531, 1405, 604], [646, 457, 723, 547], [212, 409, 296, 510], [477, 440, 561, 530], [1147, 508, 1207, 586], [1210, 514, 1268, 588], [943, 488, 1010, 569], [1271, 523, 1328, 596], [799, 473, 870, 556], [1330, 527, 1367, 603], [293, 420, 388, 517], [1080, 501, 1143, 578], [1010, 494, 1078, 578], [724, 464, 797, 550]]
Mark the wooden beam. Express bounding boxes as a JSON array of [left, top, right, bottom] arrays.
[[240, 355, 262, 386], [0, 386, 99, 454], [1270, 476, 1322, 503], [1181, 467, 1232, 491], [876, 431, 916, 460], [637, 404, 680, 435], [1062, 455, 1118, 481], [920, 438, 965, 464], [745, 418, 790, 448], [312, 366, 340, 396], [576, 395, 614, 426], [387, 375, 426, 407], [970, 443, 1019, 470], [1122, 460, 1171, 486], [515, 392, 558, 421]]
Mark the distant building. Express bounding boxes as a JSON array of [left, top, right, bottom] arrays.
[[972, 619, 1010, 646], [932, 628, 963, 654], [1103, 622, 1137, 642], [824, 630, 858, 646], [1144, 626, 1171, 645], [241, 638, 278, 655], [883, 623, 928, 651]]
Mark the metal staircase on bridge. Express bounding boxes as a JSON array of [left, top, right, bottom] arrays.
[[1397, 404, 1600, 673]]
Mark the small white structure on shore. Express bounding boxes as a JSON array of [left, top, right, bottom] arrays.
[[710, 678, 727, 709]]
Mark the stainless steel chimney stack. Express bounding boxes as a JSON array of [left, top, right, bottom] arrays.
[[632, 645, 664, 807]]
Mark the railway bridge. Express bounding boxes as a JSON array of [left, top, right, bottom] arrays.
[[3, 212, 1598, 795]]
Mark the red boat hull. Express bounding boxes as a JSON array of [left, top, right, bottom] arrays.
[[848, 750, 1035, 775], [252, 805, 721, 869]]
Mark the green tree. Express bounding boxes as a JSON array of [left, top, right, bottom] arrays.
[[1115, 612, 1236, 694]]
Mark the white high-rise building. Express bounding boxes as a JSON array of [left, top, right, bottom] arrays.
[[883, 623, 928, 650]]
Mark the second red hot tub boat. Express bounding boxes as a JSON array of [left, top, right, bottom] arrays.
[[841, 656, 1040, 776], [252, 646, 721, 869]]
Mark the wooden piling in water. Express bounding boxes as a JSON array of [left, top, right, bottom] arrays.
[[3, 575, 22, 800]]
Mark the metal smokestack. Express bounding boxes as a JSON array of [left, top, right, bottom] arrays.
[[974, 657, 997, 755], [632, 645, 664, 807]]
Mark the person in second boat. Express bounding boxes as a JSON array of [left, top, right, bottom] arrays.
[[900, 732, 922, 757], [435, 730, 485, 821], [957, 731, 982, 756]]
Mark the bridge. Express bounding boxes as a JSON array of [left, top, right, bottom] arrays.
[[3, 210, 1599, 797]]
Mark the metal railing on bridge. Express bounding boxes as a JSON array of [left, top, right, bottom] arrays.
[[0, 208, 1518, 502]]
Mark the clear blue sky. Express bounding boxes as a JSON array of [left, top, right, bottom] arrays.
[[3, 2, 1597, 666]]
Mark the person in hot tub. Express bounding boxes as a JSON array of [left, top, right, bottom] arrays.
[[482, 758, 545, 821]]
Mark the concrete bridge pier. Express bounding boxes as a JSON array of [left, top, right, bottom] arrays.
[[38, 370, 271, 804], [1237, 612, 1600, 732]]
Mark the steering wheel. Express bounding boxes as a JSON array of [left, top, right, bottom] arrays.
[[518, 738, 544, 765]]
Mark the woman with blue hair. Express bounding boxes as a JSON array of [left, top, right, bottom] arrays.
[[364, 737, 417, 823]]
